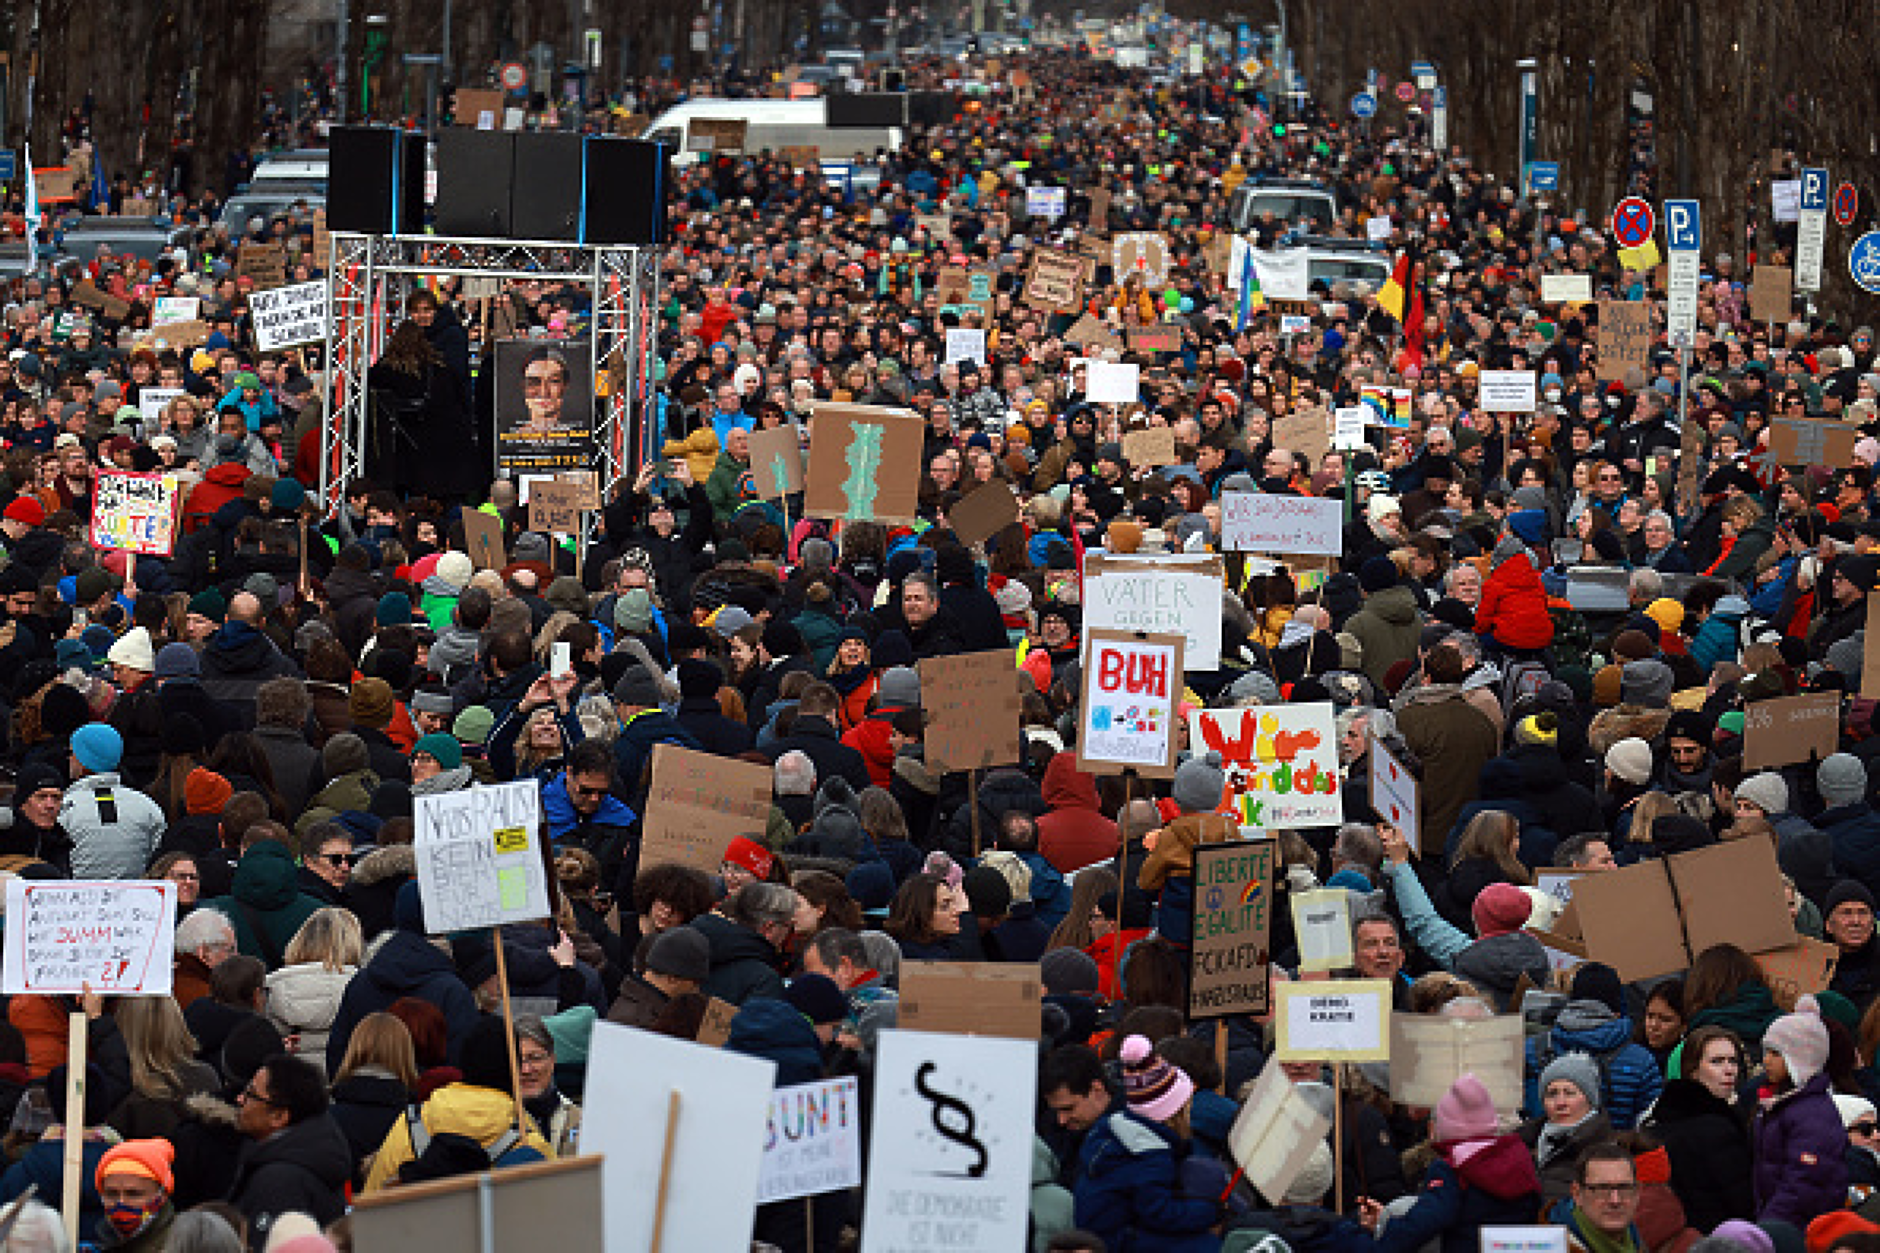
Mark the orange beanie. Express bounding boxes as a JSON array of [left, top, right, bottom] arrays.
[[96, 1138, 175, 1194]]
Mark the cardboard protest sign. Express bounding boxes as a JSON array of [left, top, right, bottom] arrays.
[[461, 507, 506, 570], [804, 403, 924, 525], [1086, 361, 1140, 404], [2, 880, 177, 995], [1755, 938, 1839, 1004], [688, 117, 749, 153], [919, 651, 1023, 773], [1866, 594, 1880, 700], [70, 280, 132, 321], [1076, 629, 1183, 778], [1535, 835, 1795, 982], [1751, 266, 1794, 325], [91, 470, 181, 556], [1597, 300, 1653, 387], [1189, 839, 1276, 1019], [758, 1078, 863, 1203], [1088, 187, 1112, 228], [33, 166, 76, 205], [642, 744, 772, 876], [152, 296, 200, 326], [1228, 1062, 1334, 1205], [747, 425, 804, 500], [1024, 250, 1085, 311], [1292, 889, 1354, 973], [1082, 552, 1223, 667], [1540, 274, 1593, 304], [1128, 324, 1180, 355], [586, 1021, 775, 1253], [778, 145, 822, 168], [248, 279, 327, 351], [1062, 312, 1120, 352], [1189, 703, 1342, 828], [1768, 418, 1859, 471], [350, 1157, 604, 1253], [861, 1029, 1034, 1253], [1743, 692, 1843, 770], [1369, 733, 1422, 853], [947, 480, 1019, 547], [1122, 426, 1178, 467], [1112, 232, 1169, 286], [898, 962, 1042, 1039], [696, 997, 740, 1047], [933, 265, 971, 308], [1272, 406, 1332, 467], [1389, 1013, 1526, 1110], [148, 320, 212, 351], [527, 478, 584, 533], [1219, 493, 1343, 556], [1675, 417, 1705, 519], [1478, 369, 1537, 412], [1273, 979, 1392, 1061], [412, 782, 551, 932], [238, 242, 289, 289], [453, 87, 505, 129]]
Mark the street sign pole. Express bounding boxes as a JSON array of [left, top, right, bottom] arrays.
[[1665, 198, 1701, 460], [1797, 167, 1829, 292], [1516, 59, 1537, 260]]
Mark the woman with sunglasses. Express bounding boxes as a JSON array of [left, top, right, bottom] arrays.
[[298, 824, 359, 906]]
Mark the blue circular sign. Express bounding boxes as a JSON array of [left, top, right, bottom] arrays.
[[1349, 92, 1377, 119], [1611, 197, 1655, 249], [1851, 231, 1880, 295]]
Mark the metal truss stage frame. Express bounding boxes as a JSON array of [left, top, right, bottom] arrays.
[[319, 231, 661, 516]]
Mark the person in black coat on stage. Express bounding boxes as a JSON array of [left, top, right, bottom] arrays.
[[367, 320, 479, 503]]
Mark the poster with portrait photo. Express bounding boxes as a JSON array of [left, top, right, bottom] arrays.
[[494, 339, 595, 477]]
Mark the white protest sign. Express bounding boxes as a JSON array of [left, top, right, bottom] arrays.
[[1218, 492, 1344, 556], [758, 1077, 863, 1203], [1250, 248, 1312, 301], [1540, 274, 1592, 304], [1189, 703, 1342, 828], [2, 880, 177, 995], [1369, 733, 1420, 852], [1025, 185, 1067, 220], [1536, 871, 1581, 908], [1333, 406, 1368, 451], [1076, 630, 1182, 777], [1365, 215, 1393, 242], [152, 296, 200, 326], [1771, 179, 1801, 224], [1482, 1229, 1569, 1253], [136, 386, 186, 421], [586, 1021, 776, 1253], [1389, 1013, 1526, 1109], [1086, 360, 1141, 404], [861, 1029, 1035, 1253], [1273, 979, 1392, 1061], [412, 781, 551, 932], [91, 470, 181, 556], [1478, 369, 1537, 413], [944, 328, 987, 366], [1229, 1062, 1334, 1206], [248, 279, 328, 351], [1291, 889, 1354, 973], [1280, 314, 1314, 335], [1083, 554, 1222, 670]]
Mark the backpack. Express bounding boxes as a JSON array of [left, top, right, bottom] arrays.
[[1498, 658, 1552, 716], [1530, 1034, 1627, 1118], [395, 1105, 542, 1184]]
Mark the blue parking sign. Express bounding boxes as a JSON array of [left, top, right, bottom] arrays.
[[1664, 199, 1701, 252], [0, 151, 15, 182], [1801, 167, 1829, 213], [1528, 162, 1559, 191]]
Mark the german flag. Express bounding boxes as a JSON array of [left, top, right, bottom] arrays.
[[1378, 250, 1412, 324]]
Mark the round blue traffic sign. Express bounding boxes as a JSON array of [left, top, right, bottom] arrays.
[[1851, 231, 1880, 295], [1611, 197, 1655, 249], [1835, 182, 1860, 228], [1349, 92, 1377, 119]]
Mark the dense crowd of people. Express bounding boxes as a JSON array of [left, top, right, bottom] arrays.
[[0, 38, 1874, 1253]]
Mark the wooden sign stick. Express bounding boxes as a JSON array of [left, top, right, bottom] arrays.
[[650, 1090, 683, 1253], [60, 1013, 85, 1253], [491, 927, 527, 1129]]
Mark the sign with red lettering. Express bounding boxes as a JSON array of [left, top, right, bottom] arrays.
[[2, 880, 178, 995], [1189, 703, 1342, 828], [1075, 629, 1183, 778]]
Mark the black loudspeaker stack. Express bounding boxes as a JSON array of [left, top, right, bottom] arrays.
[[327, 126, 426, 234], [432, 131, 668, 246]]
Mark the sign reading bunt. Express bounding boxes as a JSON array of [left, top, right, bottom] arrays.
[[91, 470, 182, 556]]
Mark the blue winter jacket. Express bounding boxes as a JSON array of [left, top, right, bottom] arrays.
[[1820, 803, 1880, 897], [1690, 595, 1749, 671], [1522, 999, 1663, 1131], [1073, 1110, 1223, 1253]]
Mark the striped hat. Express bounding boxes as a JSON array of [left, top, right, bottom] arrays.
[[1119, 1035, 1194, 1123]]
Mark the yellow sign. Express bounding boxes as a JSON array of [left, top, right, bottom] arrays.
[[1617, 239, 1662, 272], [493, 826, 529, 855]]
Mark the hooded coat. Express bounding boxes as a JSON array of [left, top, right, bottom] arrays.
[[1073, 1109, 1224, 1253], [1476, 550, 1556, 649], [689, 912, 786, 1006], [1371, 1139, 1543, 1253], [265, 961, 357, 1061], [361, 1082, 553, 1193], [1752, 1071, 1849, 1225], [324, 929, 480, 1074], [1522, 1000, 1664, 1130], [227, 1111, 354, 1241], [198, 620, 301, 721], [1037, 753, 1122, 874], [329, 1069, 410, 1183], [201, 842, 326, 968], [1344, 585, 1423, 688]]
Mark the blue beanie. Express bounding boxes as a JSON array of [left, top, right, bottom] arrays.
[[81, 623, 116, 660], [1326, 869, 1374, 893], [376, 591, 412, 627], [71, 722, 124, 773], [1508, 510, 1549, 545], [270, 478, 306, 512], [394, 880, 427, 933]]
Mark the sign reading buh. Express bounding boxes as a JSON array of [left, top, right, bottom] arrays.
[[1076, 629, 1182, 778]]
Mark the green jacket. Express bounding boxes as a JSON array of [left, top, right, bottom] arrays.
[[706, 450, 751, 522], [203, 841, 326, 968]]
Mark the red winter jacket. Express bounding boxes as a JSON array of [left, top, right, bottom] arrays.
[[1475, 552, 1556, 650], [1036, 752, 1121, 874]]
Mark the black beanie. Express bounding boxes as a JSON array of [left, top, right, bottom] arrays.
[[1569, 961, 1625, 1016], [460, 1015, 514, 1090]]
